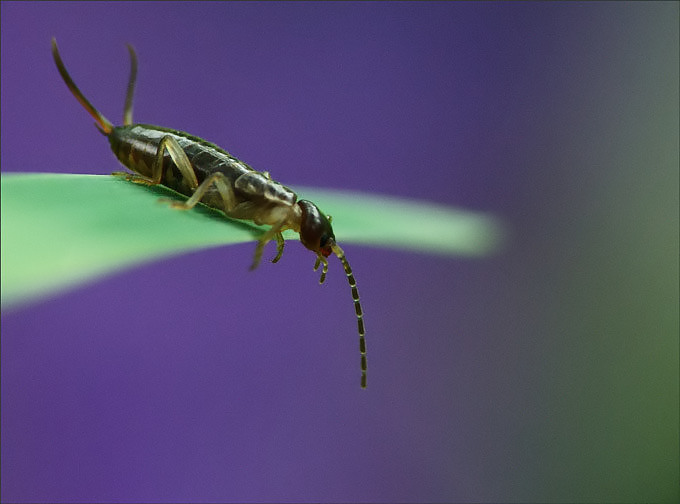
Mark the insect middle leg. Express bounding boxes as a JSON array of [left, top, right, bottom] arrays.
[[272, 232, 285, 263], [142, 136, 289, 269], [138, 136, 237, 211], [166, 171, 237, 213]]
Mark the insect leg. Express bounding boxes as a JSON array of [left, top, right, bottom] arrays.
[[114, 135, 200, 187], [271, 232, 285, 263], [250, 221, 288, 270], [112, 170, 155, 184], [151, 136, 199, 187], [166, 171, 237, 212], [141, 136, 238, 211]]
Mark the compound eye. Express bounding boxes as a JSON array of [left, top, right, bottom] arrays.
[[319, 233, 333, 257]]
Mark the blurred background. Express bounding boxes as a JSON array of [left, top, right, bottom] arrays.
[[1, 2, 677, 502]]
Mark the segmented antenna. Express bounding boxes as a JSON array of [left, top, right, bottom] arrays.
[[123, 44, 138, 126], [331, 244, 367, 389]]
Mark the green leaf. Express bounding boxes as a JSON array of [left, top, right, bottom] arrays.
[[1, 173, 504, 309]]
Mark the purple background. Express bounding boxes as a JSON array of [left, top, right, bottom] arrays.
[[2, 2, 678, 502]]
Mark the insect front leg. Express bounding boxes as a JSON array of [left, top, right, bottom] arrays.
[[272, 232, 285, 263], [251, 223, 287, 271]]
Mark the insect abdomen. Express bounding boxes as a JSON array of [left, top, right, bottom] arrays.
[[109, 124, 253, 198]]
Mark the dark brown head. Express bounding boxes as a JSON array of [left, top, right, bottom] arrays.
[[297, 199, 336, 257]]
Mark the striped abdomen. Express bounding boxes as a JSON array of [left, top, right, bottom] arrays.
[[109, 124, 252, 197]]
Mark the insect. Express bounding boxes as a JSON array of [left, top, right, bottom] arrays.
[[51, 38, 367, 388]]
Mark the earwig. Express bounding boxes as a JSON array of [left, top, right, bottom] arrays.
[[51, 38, 367, 388]]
